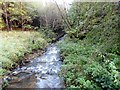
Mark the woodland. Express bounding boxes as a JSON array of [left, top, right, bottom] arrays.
[[0, 1, 120, 89]]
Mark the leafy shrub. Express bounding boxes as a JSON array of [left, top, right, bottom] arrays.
[[84, 62, 119, 89], [58, 36, 120, 89], [59, 2, 119, 89]]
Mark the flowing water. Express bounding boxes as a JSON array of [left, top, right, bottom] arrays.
[[5, 42, 65, 88]]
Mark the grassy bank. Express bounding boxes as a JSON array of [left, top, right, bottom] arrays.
[[0, 31, 48, 76]]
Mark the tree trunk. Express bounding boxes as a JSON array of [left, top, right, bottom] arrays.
[[63, 2, 72, 28], [45, 2, 49, 29], [53, 0, 72, 30], [52, 19, 56, 30], [20, 2, 24, 31], [3, 3, 10, 31]]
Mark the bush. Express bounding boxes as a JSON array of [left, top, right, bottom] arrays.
[[57, 36, 120, 89]]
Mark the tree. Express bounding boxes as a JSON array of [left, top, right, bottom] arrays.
[[0, 2, 5, 29], [0, 2, 33, 31], [2, 2, 10, 31], [53, 0, 72, 31], [20, 2, 24, 31]]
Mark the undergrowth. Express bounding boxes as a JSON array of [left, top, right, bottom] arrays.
[[58, 37, 120, 89], [0, 31, 48, 76], [57, 2, 120, 89]]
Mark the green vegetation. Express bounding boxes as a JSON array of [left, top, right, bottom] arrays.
[[0, 31, 48, 75], [0, 2, 35, 31], [0, 1, 119, 89], [58, 37, 119, 89], [58, 2, 120, 89], [0, 1, 64, 78], [0, 1, 63, 76]]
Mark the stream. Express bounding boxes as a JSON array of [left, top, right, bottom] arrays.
[[4, 39, 65, 89]]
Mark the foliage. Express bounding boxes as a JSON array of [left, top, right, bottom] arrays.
[[58, 37, 120, 89], [67, 2, 119, 40], [30, 2, 65, 36], [0, 1, 65, 39], [0, 31, 48, 75], [0, 2, 36, 30], [37, 27, 57, 42], [58, 2, 119, 89]]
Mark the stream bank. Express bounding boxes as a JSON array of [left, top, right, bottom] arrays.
[[2, 35, 66, 89]]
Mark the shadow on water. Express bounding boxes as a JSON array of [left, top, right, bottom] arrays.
[[4, 38, 66, 89]]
